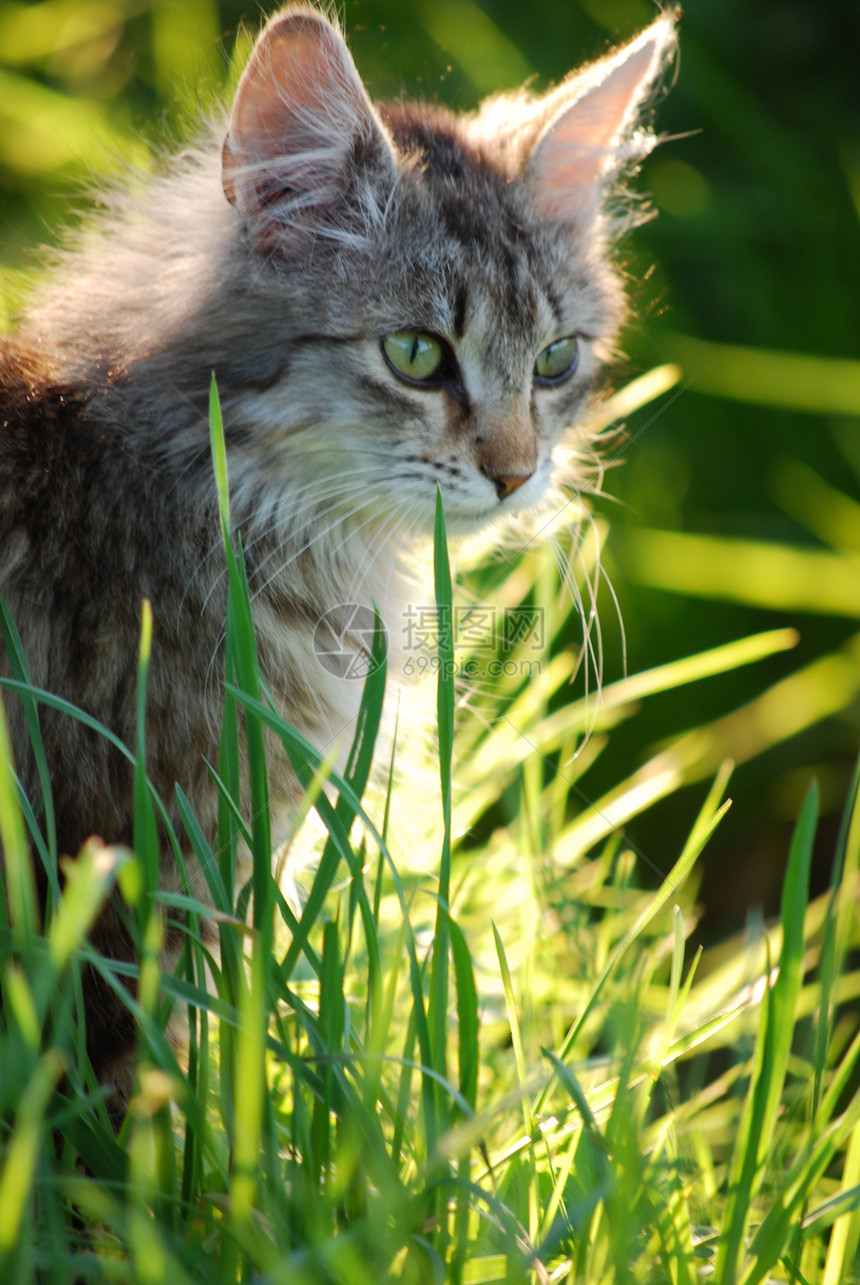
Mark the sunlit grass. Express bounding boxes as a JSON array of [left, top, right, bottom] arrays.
[[663, 333, 860, 418], [0, 375, 859, 1283], [622, 527, 860, 616], [0, 67, 142, 176], [1, 3, 859, 1278]]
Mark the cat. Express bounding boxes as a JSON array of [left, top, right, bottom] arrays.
[[0, 4, 675, 1104]]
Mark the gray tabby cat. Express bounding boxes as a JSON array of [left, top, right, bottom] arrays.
[[0, 5, 674, 1095]]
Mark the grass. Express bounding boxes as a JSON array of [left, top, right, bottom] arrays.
[[0, 380, 859, 1283], [0, 8, 859, 1279]]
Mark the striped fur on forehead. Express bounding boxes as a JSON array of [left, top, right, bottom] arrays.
[[377, 103, 589, 339], [381, 102, 530, 245]]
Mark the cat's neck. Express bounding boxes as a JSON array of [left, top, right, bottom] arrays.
[[238, 479, 421, 625]]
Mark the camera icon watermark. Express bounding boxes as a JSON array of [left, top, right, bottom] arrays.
[[313, 603, 387, 680]]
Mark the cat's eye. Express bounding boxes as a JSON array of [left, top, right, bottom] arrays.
[[534, 336, 579, 384], [381, 331, 445, 384]]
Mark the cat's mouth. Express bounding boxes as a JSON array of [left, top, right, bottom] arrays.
[[492, 454, 553, 509], [487, 472, 533, 501], [436, 462, 549, 535]]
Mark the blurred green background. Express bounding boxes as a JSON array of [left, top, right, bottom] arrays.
[[1, 0, 858, 937]]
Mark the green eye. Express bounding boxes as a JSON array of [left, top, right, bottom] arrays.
[[534, 336, 579, 383], [382, 331, 445, 383]]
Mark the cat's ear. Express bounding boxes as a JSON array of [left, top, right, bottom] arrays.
[[222, 7, 395, 246], [528, 15, 676, 222]]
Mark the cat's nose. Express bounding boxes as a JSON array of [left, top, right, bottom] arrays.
[[493, 474, 532, 500]]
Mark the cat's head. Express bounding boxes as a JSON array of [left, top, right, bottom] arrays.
[[220, 5, 675, 536]]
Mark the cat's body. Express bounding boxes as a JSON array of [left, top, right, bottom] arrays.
[[0, 6, 674, 1098]]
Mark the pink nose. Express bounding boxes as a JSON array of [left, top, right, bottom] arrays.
[[493, 474, 532, 500]]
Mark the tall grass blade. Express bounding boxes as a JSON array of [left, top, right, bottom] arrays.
[[429, 489, 455, 1147], [536, 765, 732, 1116], [209, 374, 271, 930], [133, 599, 159, 906], [716, 781, 818, 1281], [0, 686, 36, 945], [0, 1048, 64, 1283], [0, 598, 57, 876]]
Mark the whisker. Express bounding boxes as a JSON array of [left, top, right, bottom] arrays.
[[248, 488, 390, 606], [335, 498, 407, 606], [243, 476, 384, 584], [198, 474, 383, 616]]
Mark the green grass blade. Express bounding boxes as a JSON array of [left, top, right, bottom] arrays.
[[433, 487, 455, 859], [230, 946, 267, 1229], [311, 919, 343, 1191], [209, 375, 271, 932], [813, 757, 860, 1117], [624, 528, 860, 617], [0, 685, 36, 945], [342, 606, 388, 801], [738, 1082, 860, 1285], [228, 685, 440, 1157], [493, 922, 533, 1140], [535, 766, 732, 1117], [449, 913, 479, 1115], [133, 599, 159, 903], [45, 840, 124, 981], [716, 780, 818, 1281], [820, 1133, 860, 1285], [663, 332, 860, 416], [447, 912, 479, 1284], [429, 488, 455, 1151], [0, 597, 57, 873], [0, 1049, 65, 1280]]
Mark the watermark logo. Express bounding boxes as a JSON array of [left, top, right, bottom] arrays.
[[402, 604, 545, 679], [401, 604, 545, 653], [314, 603, 545, 681], [313, 603, 386, 680]]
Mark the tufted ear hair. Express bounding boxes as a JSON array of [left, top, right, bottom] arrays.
[[222, 7, 396, 248], [526, 15, 676, 222]]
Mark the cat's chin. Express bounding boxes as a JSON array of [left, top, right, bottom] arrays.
[[432, 472, 552, 538], [434, 497, 543, 541], [440, 510, 504, 540]]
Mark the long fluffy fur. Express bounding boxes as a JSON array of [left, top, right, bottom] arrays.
[[0, 4, 675, 1096]]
